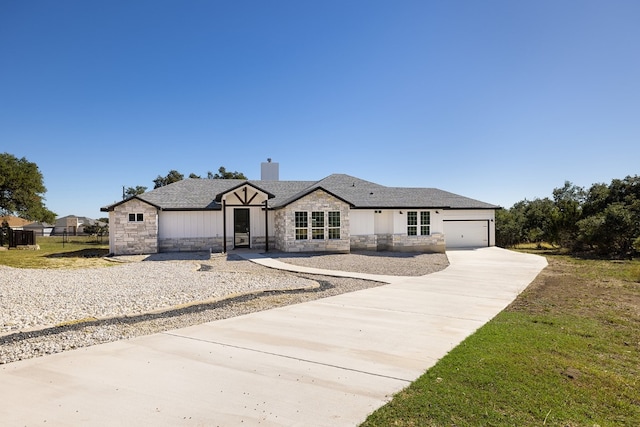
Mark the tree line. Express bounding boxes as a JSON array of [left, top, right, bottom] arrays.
[[497, 176, 640, 259]]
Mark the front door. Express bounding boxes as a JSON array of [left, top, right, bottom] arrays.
[[234, 208, 250, 248]]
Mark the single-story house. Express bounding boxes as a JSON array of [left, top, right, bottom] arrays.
[[0, 215, 31, 230], [53, 215, 98, 235], [102, 168, 499, 256], [23, 221, 54, 236]]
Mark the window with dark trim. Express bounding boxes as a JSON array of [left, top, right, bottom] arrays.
[[408, 211, 430, 236], [407, 211, 418, 236], [129, 213, 144, 222], [420, 211, 430, 235]]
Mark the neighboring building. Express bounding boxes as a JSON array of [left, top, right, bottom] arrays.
[[0, 216, 31, 230], [102, 167, 499, 256], [23, 222, 54, 236], [53, 215, 99, 235]]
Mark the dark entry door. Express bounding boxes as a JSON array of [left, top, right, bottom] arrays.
[[234, 208, 250, 248]]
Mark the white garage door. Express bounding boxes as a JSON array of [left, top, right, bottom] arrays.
[[444, 220, 489, 248]]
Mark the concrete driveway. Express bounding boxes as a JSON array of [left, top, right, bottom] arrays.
[[0, 247, 546, 426]]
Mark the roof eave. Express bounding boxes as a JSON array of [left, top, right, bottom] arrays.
[[277, 186, 355, 208], [100, 196, 162, 212], [214, 181, 276, 202]]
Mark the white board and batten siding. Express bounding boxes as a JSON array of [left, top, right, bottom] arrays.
[[349, 210, 375, 235], [158, 211, 222, 239], [443, 209, 495, 248], [158, 208, 275, 241]]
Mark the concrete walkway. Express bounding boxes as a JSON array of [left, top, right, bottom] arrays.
[[0, 247, 546, 426]]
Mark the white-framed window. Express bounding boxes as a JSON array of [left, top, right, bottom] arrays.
[[128, 213, 144, 222], [294, 211, 341, 240], [328, 211, 340, 239], [311, 211, 324, 240], [295, 211, 308, 240], [407, 211, 430, 236]]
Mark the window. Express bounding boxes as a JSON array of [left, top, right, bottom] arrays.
[[294, 211, 341, 240], [129, 213, 144, 222], [295, 212, 308, 240], [407, 211, 418, 236], [421, 211, 430, 235], [328, 211, 340, 239], [311, 211, 324, 240], [407, 211, 430, 236]]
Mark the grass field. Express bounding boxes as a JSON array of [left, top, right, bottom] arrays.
[[362, 252, 640, 426], [0, 235, 111, 269]]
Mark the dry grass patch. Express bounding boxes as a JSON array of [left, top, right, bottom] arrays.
[[0, 236, 111, 269]]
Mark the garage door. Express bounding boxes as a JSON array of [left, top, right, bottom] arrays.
[[444, 220, 489, 248]]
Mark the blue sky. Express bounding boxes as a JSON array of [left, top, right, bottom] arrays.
[[1, 1, 639, 219]]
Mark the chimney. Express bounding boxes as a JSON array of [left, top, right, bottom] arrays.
[[261, 158, 279, 181]]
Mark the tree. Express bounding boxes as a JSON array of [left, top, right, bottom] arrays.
[[496, 207, 525, 248], [0, 219, 8, 246], [124, 186, 147, 199], [210, 166, 247, 180], [153, 170, 184, 189], [577, 176, 640, 258], [522, 198, 557, 247], [83, 222, 109, 243], [551, 181, 584, 248], [497, 176, 640, 258], [0, 153, 56, 223]]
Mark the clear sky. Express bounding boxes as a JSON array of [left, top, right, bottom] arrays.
[[1, 0, 639, 220]]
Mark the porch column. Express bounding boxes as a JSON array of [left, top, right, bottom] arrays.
[[223, 199, 227, 253], [264, 200, 269, 252]]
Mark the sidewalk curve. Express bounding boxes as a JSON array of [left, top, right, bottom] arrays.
[[0, 247, 547, 426]]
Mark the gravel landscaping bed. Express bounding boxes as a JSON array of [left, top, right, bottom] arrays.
[[270, 250, 449, 276], [0, 251, 448, 365]]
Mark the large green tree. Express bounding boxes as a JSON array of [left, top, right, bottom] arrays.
[[123, 186, 147, 199], [551, 181, 584, 247], [0, 153, 56, 223], [153, 170, 184, 189], [209, 166, 247, 179]]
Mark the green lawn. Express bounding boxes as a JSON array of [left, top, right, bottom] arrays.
[[361, 254, 640, 426], [0, 235, 111, 268]]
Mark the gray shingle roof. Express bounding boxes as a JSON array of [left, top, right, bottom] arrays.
[[102, 174, 498, 211]]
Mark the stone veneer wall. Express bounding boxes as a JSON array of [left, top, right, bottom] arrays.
[[158, 237, 228, 253], [350, 235, 378, 250], [251, 235, 275, 251], [351, 233, 445, 253], [111, 199, 159, 255], [376, 233, 392, 251], [274, 190, 350, 253], [157, 236, 275, 253], [388, 232, 446, 253]]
